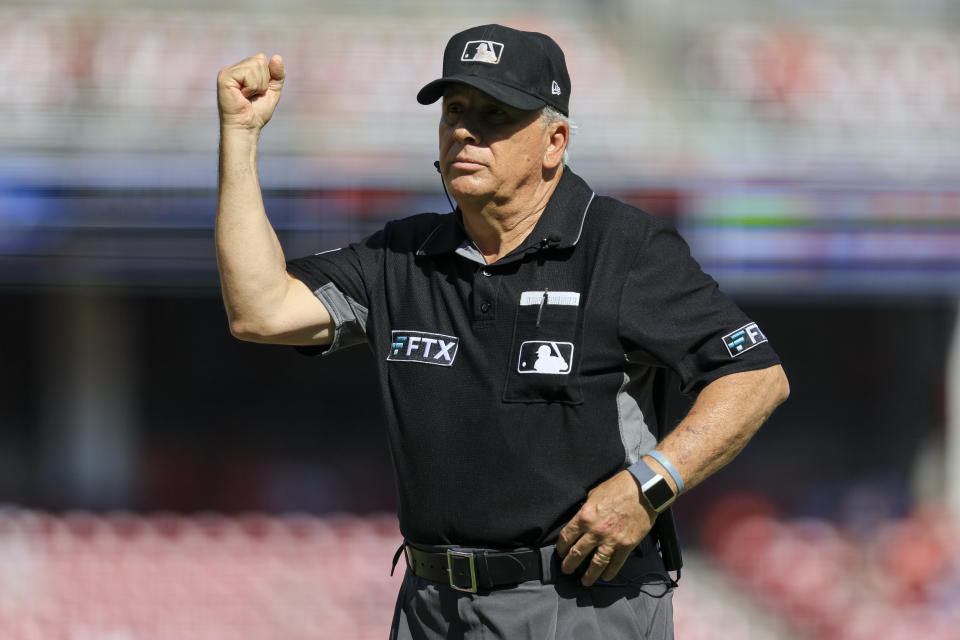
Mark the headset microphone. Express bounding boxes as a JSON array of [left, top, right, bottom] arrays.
[[540, 232, 562, 248], [433, 160, 456, 214]]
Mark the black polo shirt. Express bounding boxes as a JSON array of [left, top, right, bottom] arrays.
[[287, 168, 780, 548]]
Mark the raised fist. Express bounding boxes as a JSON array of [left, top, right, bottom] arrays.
[[217, 53, 286, 132]]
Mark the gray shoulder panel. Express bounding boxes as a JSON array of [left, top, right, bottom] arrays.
[[314, 281, 370, 355]]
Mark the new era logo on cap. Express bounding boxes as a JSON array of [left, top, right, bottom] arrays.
[[461, 40, 503, 64]]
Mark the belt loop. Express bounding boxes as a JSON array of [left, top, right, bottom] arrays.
[[478, 551, 493, 590], [539, 545, 557, 584]]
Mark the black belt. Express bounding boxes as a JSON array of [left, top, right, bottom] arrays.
[[402, 537, 665, 593]]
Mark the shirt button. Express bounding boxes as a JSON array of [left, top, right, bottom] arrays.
[[482, 269, 492, 277], [480, 302, 492, 313]]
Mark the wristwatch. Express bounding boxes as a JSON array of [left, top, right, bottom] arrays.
[[627, 458, 677, 513]]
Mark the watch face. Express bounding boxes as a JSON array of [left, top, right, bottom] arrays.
[[642, 476, 675, 511]]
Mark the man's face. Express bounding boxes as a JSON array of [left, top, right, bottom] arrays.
[[438, 84, 552, 207]]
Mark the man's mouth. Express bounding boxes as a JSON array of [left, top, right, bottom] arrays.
[[450, 156, 486, 170]]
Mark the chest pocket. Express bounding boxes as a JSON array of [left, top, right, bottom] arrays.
[[502, 292, 583, 404]]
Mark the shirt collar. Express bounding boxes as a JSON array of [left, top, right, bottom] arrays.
[[511, 167, 595, 255], [416, 167, 596, 261]]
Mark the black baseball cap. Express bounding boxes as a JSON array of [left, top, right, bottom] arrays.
[[417, 24, 571, 116]]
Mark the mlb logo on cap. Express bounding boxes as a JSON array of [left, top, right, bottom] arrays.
[[461, 40, 503, 64]]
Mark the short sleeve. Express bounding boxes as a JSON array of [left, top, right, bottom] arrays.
[[285, 230, 384, 355], [617, 219, 780, 394]]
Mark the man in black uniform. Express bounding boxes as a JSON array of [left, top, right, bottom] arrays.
[[216, 24, 789, 640]]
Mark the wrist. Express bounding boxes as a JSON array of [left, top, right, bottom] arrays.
[[219, 128, 261, 171], [643, 450, 684, 495], [220, 123, 262, 144], [627, 458, 677, 514], [626, 472, 659, 520]]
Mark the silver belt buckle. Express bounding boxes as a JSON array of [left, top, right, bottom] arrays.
[[446, 549, 478, 593]]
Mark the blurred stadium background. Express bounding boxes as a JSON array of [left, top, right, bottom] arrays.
[[1, 0, 959, 637]]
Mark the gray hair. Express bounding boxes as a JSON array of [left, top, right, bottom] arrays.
[[540, 106, 576, 165]]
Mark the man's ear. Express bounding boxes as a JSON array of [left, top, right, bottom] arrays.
[[543, 121, 569, 170]]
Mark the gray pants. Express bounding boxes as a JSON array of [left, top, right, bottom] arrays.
[[389, 569, 674, 640]]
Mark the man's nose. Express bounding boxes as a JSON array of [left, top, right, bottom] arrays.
[[453, 115, 479, 145]]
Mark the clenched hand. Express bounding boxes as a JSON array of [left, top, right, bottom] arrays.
[[217, 53, 286, 132]]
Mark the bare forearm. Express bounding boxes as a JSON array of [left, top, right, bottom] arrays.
[[646, 365, 790, 494], [216, 128, 290, 334]]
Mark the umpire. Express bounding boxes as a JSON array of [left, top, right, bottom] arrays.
[[216, 24, 789, 640]]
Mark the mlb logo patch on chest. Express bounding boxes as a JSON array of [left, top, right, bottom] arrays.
[[387, 330, 460, 366], [722, 323, 768, 357], [517, 341, 574, 374]]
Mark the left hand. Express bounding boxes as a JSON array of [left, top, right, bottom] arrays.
[[556, 470, 657, 586]]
